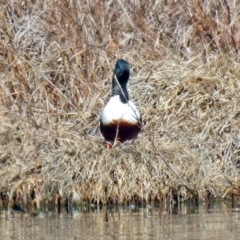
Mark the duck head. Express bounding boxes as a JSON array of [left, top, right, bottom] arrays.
[[112, 59, 130, 103]]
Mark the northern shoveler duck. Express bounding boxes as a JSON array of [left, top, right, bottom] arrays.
[[100, 59, 142, 148]]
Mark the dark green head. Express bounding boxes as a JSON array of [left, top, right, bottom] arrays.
[[111, 59, 130, 103], [114, 59, 130, 84]]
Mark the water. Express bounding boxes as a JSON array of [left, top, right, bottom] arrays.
[[0, 202, 239, 240]]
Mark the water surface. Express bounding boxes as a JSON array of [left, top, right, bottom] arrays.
[[0, 202, 239, 240]]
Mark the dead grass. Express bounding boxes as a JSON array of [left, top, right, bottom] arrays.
[[0, 0, 240, 208]]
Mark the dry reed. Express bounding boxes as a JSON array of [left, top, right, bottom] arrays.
[[0, 0, 240, 208]]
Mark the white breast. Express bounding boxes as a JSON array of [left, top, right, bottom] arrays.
[[101, 96, 140, 125]]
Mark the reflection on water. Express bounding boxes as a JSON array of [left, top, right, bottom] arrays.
[[0, 202, 239, 240]]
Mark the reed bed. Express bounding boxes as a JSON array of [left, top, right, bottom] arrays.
[[0, 0, 240, 207]]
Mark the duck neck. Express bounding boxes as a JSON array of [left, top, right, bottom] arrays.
[[111, 75, 129, 104]]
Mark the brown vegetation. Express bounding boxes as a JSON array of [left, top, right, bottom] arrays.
[[0, 0, 240, 207]]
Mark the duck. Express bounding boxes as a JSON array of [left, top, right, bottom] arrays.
[[100, 59, 142, 148]]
